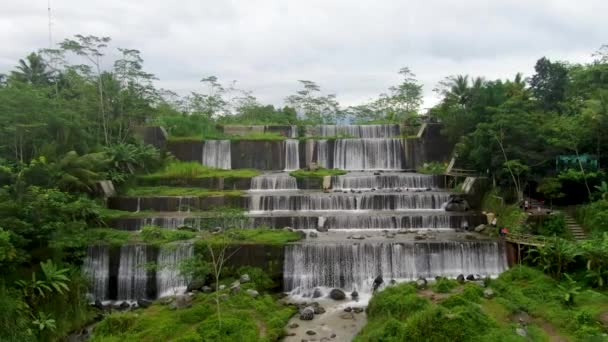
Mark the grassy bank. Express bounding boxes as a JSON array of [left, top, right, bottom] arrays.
[[59, 227, 302, 248], [356, 266, 608, 341], [167, 131, 288, 142], [139, 162, 259, 182], [91, 289, 295, 341], [123, 186, 243, 197], [289, 168, 347, 179]]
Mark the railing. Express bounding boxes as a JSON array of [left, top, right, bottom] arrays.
[[504, 233, 548, 246], [446, 168, 478, 177]]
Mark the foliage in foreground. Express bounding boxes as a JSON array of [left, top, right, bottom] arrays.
[[90, 291, 296, 342], [357, 266, 608, 341]]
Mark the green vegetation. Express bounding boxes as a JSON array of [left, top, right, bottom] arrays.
[[289, 168, 347, 179], [91, 290, 296, 341], [197, 228, 302, 246], [139, 161, 259, 183], [431, 277, 459, 293], [124, 186, 243, 197], [167, 131, 288, 142], [577, 199, 608, 235], [357, 266, 608, 341], [417, 161, 448, 175], [481, 190, 527, 234], [140, 226, 196, 245]]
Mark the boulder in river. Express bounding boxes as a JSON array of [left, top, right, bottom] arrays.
[[300, 306, 315, 320], [329, 288, 346, 300]]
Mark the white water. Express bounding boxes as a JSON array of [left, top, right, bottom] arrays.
[[83, 245, 109, 300], [284, 241, 507, 294], [250, 173, 298, 191], [284, 139, 300, 171], [249, 213, 470, 230], [332, 172, 440, 190], [117, 244, 149, 301], [156, 243, 194, 298], [201, 140, 231, 169], [248, 193, 450, 212], [314, 139, 405, 170], [307, 124, 400, 138]]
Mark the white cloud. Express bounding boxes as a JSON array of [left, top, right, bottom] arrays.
[[1, 0, 606, 109]]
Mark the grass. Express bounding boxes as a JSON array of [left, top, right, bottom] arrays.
[[62, 227, 301, 249], [289, 167, 347, 179], [417, 161, 448, 175], [356, 266, 608, 341], [140, 226, 196, 245], [124, 186, 243, 197], [139, 161, 259, 182], [197, 228, 302, 246], [90, 290, 296, 342], [167, 131, 287, 142]]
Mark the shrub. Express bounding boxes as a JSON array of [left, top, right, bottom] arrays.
[[140, 226, 195, 245], [366, 283, 420, 319], [403, 303, 494, 341], [537, 213, 568, 237], [432, 278, 458, 293], [462, 283, 484, 302], [197, 316, 259, 342], [237, 266, 275, 291], [94, 312, 137, 336]]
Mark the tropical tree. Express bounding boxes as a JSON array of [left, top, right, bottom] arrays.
[[10, 53, 53, 85], [529, 57, 569, 111], [285, 80, 342, 124]]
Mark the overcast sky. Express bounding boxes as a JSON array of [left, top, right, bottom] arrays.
[[1, 1, 607, 109]]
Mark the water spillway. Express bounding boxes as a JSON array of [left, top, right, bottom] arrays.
[[156, 243, 194, 298], [284, 139, 300, 171], [84, 243, 194, 302], [313, 139, 405, 170], [332, 172, 443, 190], [284, 241, 507, 294], [306, 124, 401, 138], [247, 192, 450, 212], [250, 173, 299, 191], [201, 140, 231, 169]]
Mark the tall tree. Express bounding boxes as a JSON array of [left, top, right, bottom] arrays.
[[285, 80, 341, 124], [10, 53, 52, 86], [60, 35, 112, 144], [529, 57, 569, 112]]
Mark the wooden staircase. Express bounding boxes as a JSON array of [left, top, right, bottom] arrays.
[[564, 214, 587, 240]]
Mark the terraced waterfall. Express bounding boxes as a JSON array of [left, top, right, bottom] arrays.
[[85, 124, 507, 304]]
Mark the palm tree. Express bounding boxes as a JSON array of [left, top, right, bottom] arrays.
[[442, 75, 470, 107], [10, 53, 52, 85], [55, 151, 109, 193]]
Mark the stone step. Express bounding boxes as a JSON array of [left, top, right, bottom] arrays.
[[563, 214, 586, 240]]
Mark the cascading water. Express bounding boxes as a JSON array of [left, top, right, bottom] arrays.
[[284, 241, 507, 294], [307, 124, 400, 138], [332, 172, 441, 190], [313, 139, 405, 170], [117, 244, 149, 301], [250, 213, 471, 230], [201, 140, 231, 169], [156, 243, 194, 298], [250, 173, 298, 191], [284, 139, 300, 171], [247, 192, 450, 212], [83, 245, 110, 300]]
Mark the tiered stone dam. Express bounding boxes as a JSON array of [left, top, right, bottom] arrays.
[[87, 124, 505, 301]]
